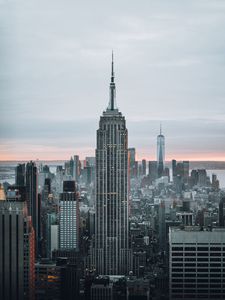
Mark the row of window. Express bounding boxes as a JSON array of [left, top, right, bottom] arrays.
[[172, 252, 225, 256], [172, 284, 225, 288], [172, 247, 224, 251], [172, 278, 225, 283], [172, 289, 225, 293], [172, 268, 224, 272], [172, 257, 224, 262], [172, 273, 225, 277], [172, 296, 224, 299]]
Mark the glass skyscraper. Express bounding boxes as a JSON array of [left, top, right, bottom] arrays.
[[157, 124, 165, 178]]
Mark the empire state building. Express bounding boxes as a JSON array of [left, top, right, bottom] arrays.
[[93, 54, 132, 275]]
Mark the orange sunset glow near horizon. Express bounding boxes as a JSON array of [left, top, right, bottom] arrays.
[[0, 148, 225, 162]]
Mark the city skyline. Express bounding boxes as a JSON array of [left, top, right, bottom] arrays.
[[1, 0, 225, 161], [1, 1, 225, 299]]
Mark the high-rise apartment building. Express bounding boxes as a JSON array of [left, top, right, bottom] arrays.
[[157, 124, 165, 178], [0, 189, 35, 300], [93, 54, 132, 275], [59, 181, 79, 250], [169, 226, 225, 300]]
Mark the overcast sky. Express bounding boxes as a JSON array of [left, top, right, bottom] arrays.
[[0, 0, 225, 161]]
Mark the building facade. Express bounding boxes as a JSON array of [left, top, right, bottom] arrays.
[[26, 161, 39, 248], [0, 190, 35, 300], [157, 124, 165, 178], [59, 181, 79, 250], [169, 226, 225, 300], [219, 196, 225, 227], [93, 55, 132, 275]]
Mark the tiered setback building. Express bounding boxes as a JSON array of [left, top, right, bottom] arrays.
[[93, 54, 132, 275]]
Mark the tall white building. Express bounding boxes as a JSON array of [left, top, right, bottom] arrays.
[[59, 181, 79, 250], [169, 226, 225, 300]]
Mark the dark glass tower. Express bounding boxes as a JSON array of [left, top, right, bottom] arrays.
[[93, 54, 132, 275], [157, 124, 165, 178], [219, 196, 225, 227], [0, 189, 35, 300], [16, 163, 25, 186], [26, 161, 39, 251]]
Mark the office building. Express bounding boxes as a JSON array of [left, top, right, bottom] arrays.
[[16, 163, 25, 186], [35, 260, 61, 300], [59, 181, 79, 250], [212, 174, 219, 190], [126, 276, 150, 300], [142, 159, 147, 176], [149, 161, 158, 183], [183, 161, 189, 184], [93, 54, 132, 275], [26, 161, 39, 248], [0, 189, 35, 300], [172, 160, 177, 180], [169, 226, 225, 300], [219, 196, 225, 227], [157, 124, 165, 178], [198, 169, 207, 187], [73, 155, 80, 181], [90, 276, 113, 300], [158, 200, 166, 252], [128, 148, 136, 178]]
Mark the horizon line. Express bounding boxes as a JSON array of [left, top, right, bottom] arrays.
[[1, 159, 225, 163]]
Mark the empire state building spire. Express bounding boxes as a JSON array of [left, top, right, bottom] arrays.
[[107, 51, 116, 111]]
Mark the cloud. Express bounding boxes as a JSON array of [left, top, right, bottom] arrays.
[[0, 0, 225, 160]]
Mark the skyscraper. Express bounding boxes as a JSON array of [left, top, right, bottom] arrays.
[[158, 200, 166, 252], [169, 227, 225, 300], [26, 161, 39, 251], [128, 148, 136, 178], [172, 159, 177, 180], [157, 124, 165, 178], [148, 161, 158, 183], [73, 155, 80, 182], [219, 196, 225, 227], [0, 189, 35, 300], [141, 159, 147, 176], [59, 181, 79, 250], [93, 54, 132, 275], [16, 163, 25, 186]]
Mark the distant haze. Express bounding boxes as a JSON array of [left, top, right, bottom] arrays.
[[0, 0, 225, 161]]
